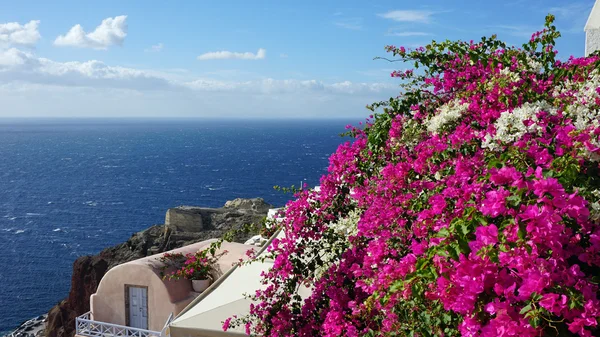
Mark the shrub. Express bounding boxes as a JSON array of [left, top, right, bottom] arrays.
[[227, 15, 600, 336]]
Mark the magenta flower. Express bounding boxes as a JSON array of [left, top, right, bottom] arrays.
[[489, 166, 522, 186], [479, 188, 510, 217]]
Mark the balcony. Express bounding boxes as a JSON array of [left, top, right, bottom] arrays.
[[75, 312, 170, 337]]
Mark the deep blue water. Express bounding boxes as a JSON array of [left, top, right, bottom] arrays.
[[0, 119, 351, 335]]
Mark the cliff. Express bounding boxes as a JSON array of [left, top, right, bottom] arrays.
[[44, 198, 272, 337]]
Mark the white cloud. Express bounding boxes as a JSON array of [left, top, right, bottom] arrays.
[[0, 48, 37, 67], [0, 48, 174, 90], [54, 15, 127, 50], [0, 47, 399, 118], [378, 10, 435, 23], [329, 81, 395, 94], [197, 48, 266, 60], [145, 43, 164, 52], [0, 47, 397, 96], [184, 78, 396, 95], [0, 20, 41, 46], [0, 83, 386, 118]]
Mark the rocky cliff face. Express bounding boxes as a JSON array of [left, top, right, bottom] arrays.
[[44, 198, 272, 337]]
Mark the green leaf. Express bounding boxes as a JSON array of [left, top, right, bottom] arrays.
[[448, 243, 460, 260], [459, 222, 470, 236], [437, 227, 450, 237], [474, 214, 488, 225], [529, 317, 541, 328], [390, 279, 405, 293], [442, 313, 452, 324], [519, 303, 532, 315], [458, 237, 471, 254], [517, 225, 527, 240], [506, 194, 521, 207]]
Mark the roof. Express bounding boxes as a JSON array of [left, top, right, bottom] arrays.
[[96, 240, 218, 305], [169, 260, 274, 336], [96, 239, 255, 304], [585, 0, 600, 31]]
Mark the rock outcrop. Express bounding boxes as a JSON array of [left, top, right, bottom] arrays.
[[5, 315, 47, 337], [44, 198, 272, 337]]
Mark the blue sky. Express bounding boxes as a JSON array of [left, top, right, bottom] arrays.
[[0, 0, 595, 118]]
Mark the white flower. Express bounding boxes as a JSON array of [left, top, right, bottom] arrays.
[[499, 67, 520, 82], [590, 201, 600, 222], [393, 119, 424, 149], [483, 101, 556, 151], [329, 209, 361, 236], [525, 55, 543, 73], [426, 99, 470, 134], [481, 133, 500, 151], [288, 209, 363, 281], [552, 69, 600, 161], [565, 69, 600, 132]]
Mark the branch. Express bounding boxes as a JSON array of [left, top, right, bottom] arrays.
[[374, 56, 404, 63]]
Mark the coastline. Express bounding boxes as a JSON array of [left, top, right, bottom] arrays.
[[2, 315, 47, 337], [4, 198, 272, 337]]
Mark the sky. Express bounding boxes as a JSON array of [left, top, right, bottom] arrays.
[[0, 0, 596, 119]]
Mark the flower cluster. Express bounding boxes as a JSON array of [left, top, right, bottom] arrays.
[[159, 248, 227, 281], [226, 15, 600, 336], [482, 101, 557, 151], [426, 99, 470, 134]]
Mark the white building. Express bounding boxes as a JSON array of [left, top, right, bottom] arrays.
[[586, 0, 600, 55]]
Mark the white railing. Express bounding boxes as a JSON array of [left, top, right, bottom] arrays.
[[75, 312, 164, 337]]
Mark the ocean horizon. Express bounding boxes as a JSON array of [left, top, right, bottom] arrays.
[[0, 118, 354, 334]]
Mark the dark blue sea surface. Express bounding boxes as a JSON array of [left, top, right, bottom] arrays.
[[0, 119, 352, 334]]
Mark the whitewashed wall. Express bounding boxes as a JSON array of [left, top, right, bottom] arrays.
[[587, 28, 600, 56], [586, 1, 600, 55]]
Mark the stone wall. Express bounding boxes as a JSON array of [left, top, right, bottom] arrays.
[[165, 208, 205, 232], [165, 198, 272, 233]]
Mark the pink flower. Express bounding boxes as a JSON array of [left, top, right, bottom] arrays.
[[539, 293, 568, 315], [410, 240, 426, 256], [479, 188, 510, 217], [469, 224, 498, 252], [489, 166, 522, 186], [429, 194, 447, 215], [459, 316, 481, 337], [222, 317, 233, 331], [517, 269, 550, 300], [476, 224, 498, 245]]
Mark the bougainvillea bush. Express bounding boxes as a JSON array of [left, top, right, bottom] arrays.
[[226, 15, 600, 336]]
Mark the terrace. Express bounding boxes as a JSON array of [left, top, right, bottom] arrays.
[[75, 312, 171, 337]]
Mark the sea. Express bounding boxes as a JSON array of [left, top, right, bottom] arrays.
[[0, 119, 353, 335]]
